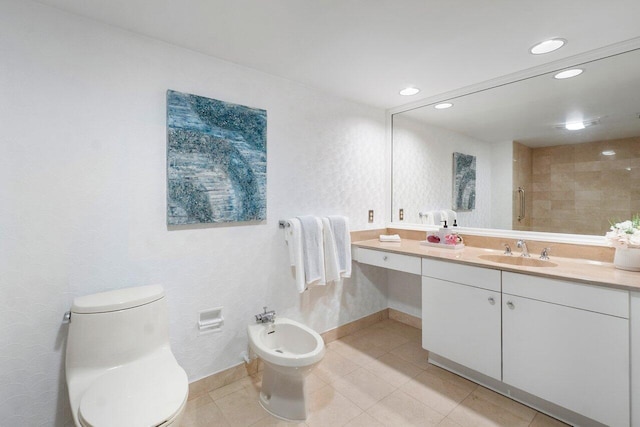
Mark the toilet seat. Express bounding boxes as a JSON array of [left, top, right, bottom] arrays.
[[77, 354, 188, 427]]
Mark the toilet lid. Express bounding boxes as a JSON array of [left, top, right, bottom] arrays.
[[79, 355, 188, 427]]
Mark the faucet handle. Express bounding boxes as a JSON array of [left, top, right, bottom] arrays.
[[540, 247, 551, 260], [503, 243, 512, 255]]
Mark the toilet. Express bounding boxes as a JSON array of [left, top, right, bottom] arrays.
[[247, 317, 325, 421], [65, 285, 188, 427]]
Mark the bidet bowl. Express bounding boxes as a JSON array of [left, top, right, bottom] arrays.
[[247, 317, 325, 368]]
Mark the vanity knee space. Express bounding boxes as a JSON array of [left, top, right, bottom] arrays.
[[422, 258, 631, 427]]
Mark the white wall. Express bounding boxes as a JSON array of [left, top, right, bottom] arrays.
[[0, 1, 388, 425], [392, 114, 492, 227]]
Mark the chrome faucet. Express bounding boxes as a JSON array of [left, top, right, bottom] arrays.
[[516, 239, 530, 257], [540, 247, 551, 260], [255, 306, 276, 323], [503, 243, 512, 256]]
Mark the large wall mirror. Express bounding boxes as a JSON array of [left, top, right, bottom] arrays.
[[392, 47, 640, 237]]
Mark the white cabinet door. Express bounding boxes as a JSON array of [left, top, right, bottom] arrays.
[[503, 294, 629, 427], [422, 276, 501, 380]]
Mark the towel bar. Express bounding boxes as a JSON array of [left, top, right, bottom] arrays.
[[278, 220, 291, 229]]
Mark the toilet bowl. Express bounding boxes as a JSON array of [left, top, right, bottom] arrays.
[[247, 317, 325, 421], [65, 285, 188, 427]]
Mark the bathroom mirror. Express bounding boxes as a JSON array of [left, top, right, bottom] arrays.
[[392, 47, 640, 236]]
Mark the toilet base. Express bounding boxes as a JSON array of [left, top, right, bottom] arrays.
[[259, 363, 310, 421]]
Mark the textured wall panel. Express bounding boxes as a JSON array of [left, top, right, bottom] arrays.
[[0, 2, 388, 425]]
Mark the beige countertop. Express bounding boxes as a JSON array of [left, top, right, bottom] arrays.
[[353, 238, 640, 292]]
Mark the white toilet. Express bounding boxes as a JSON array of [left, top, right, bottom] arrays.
[[65, 285, 189, 427], [247, 317, 325, 421]]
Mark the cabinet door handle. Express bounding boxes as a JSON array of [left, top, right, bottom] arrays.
[[488, 297, 495, 305], [506, 301, 515, 309]]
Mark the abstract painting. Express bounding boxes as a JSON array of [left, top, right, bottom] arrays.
[[167, 90, 267, 225], [452, 152, 476, 210]]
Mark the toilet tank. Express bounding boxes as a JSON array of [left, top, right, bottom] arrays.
[[66, 285, 171, 371]]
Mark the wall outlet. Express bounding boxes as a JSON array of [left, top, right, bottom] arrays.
[[399, 208, 404, 221], [368, 210, 374, 223]]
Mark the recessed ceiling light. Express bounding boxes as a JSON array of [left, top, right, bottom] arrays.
[[399, 87, 420, 96], [602, 150, 616, 156], [530, 38, 566, 55], [565, 121, 585, 131], [626, 167, 632, 171], [554, 68, 583, 79], [434, 102, 453, 109]]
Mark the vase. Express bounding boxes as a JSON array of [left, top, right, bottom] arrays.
[[613, 247, 640, 271]]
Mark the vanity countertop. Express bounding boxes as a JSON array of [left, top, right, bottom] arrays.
[[353, 239, 640, 292]]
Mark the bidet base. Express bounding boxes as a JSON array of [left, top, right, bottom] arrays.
[[259, 363, 309, 421]]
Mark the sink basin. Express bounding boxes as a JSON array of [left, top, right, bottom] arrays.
[[479, 254, 558, 268]]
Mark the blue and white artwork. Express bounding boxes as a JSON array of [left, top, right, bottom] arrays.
[[452, 152, 476, 211], [167, 90, 267, 225]]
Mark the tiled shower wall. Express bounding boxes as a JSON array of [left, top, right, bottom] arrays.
[[513, 137, 640, 235]]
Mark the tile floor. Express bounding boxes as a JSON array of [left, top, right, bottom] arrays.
[[181, 319, 570, 427]]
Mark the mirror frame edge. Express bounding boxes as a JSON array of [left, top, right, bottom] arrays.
[[386, 36, 640, 245]]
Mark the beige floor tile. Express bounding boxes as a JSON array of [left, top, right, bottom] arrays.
[[390, 340, 430, 369], [529, 412, 572, 427], [304, 372, 326, 394], [424, 364, 477, 393], [214, 386, 268, 427], [181, 395, 231, 427], [366, 390, 445, 426], [208, 378, 247, 401], [315, 349, 360, 384], [438, 417, 464, 426], [382, 320, 422, 342], [329, 335, 388, 367], [352, 326, 411, 352], [249, 416, 308, 426], [363, 353, 423, 388], [306, 385, 363, 427], [400, 370, 474, 416], [472, 386, 536, 423], [343, 412, 385, 427], [330, 367, 398, 410], [447, 391, 531, 427]]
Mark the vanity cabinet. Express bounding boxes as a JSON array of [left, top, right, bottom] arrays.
[[422, 259, 502, 380], [352, 247, 421, 274], [502, 272, 630, 427]]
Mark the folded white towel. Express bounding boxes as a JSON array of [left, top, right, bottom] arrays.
[[283, 218, 306, 293], [440, 210, 449, 226], [379, 234, 401, 242], [297, 215, 325, 285], [322, 217, 340, 283], [328, 216, 351, 278]]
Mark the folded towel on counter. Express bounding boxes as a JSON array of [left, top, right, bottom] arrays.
[[297, 215, 325, 285], [283, 218, 306, 293], [321, 217, 341, 283], [379, 234, 401, 242], [328, 215, 351, 278]]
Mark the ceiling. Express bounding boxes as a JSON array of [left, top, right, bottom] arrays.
[[399, 48, 640, 147], [34, 0, 640, 109]]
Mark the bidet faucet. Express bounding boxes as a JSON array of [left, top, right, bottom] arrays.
[[503, 243, 512, 256], [255, 306, 276, 323], [516, 239, 530, 257]]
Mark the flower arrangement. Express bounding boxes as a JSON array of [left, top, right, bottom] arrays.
[[605, 214, 640, 248]]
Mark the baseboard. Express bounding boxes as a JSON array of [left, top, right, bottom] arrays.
[[388, 308, 421, 329]]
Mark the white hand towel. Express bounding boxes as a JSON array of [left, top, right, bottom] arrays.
[[297, 215, 325, 285], [328, 216, 351, 278], [440, 210, 449, 226], [379, 234, 401, 242], [322, 217, 340, 283], [422, 211, 435, 225], [283, 218, 306, 293]]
